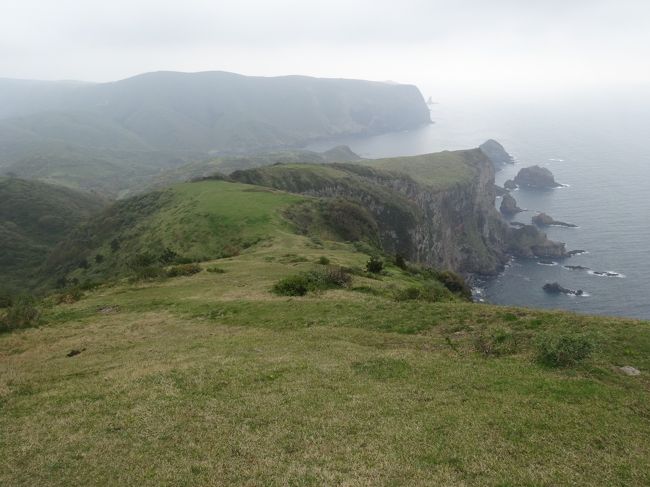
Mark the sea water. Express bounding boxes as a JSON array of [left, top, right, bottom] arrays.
[[307, 87, 650, 319]]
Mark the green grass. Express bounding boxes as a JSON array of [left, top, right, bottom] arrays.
[[361, 149, 480, 189], [1, 219, 649, 485]]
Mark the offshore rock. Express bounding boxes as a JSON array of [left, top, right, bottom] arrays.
[[532, 212, 578, 227], [514, 166, 561, 189], [500, 193, 523, 216]]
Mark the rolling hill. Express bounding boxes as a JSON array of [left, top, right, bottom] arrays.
[[0, 72, 430, 196], [1, 172, 649, 486], [0, 177, 106, 292]]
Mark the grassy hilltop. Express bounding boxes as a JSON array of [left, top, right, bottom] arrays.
[[1, 176, 649, 486]]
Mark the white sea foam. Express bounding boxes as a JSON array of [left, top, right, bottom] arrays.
[[588, 270, 626, 278]]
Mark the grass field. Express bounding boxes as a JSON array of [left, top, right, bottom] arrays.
[[1, 180, 649, 485]]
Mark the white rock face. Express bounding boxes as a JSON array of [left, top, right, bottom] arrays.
[[620, 366, 641, 376]]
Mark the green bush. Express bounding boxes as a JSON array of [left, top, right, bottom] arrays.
[[0, 292, 13, 309], [0, 296, 41, 333], [474, 328, 518, 357], [394, 254, 407, 270], [436, 270, 472, 300], [272, 267, 351, 296], [206, 266, 226, 274], [166, 263, 202, 278], [394, 284, 452, 303], [535, 333, 593, 367], [366, 256, 384, 274], [55, 287, 84, 305], [132, 265, 165, 281], [317, 256, 330, 265]]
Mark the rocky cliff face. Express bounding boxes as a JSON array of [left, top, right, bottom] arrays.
[[232, 146, 566, 275]]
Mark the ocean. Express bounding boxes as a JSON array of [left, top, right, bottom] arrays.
[[307, 87, 650, 319]]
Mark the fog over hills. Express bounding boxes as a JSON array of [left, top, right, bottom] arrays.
[[0, 71, 429, 195]]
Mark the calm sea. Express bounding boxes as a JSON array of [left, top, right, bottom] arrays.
[[307, 88, 650, 319]]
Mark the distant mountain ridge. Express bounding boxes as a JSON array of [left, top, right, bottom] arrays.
[[0, 71, 430, 195]]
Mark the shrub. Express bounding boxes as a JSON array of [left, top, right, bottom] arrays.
[[55, 287, 84, 305], [166, 263, 202, 278], [272, 267, 351, 296], [535, 333, 593, 367], [394, 254, 407, 270], [272, 274, 311, 296], [206, 266, 226, 274], [474, 328, 518, 357], [394, 284, 452, 303], [436, 270, 472, 300], [132, 265, 165, 281], [0, 296, 41, 332], [324, 266, 352, 287], [317, 256, 330, 265], [366, 256, 384, 274], [94, 254, 105, 264], [0, 292, 13, 309]]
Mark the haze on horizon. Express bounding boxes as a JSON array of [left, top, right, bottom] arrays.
[[2, 0, 650, 97]]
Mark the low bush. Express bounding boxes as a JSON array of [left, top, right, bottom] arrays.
[[366, 256, 384, 274], [55, 287, 84, 305], [166, 263, 202, 278], [317, 256, 330, 265], [0, 296, 41, 333], [272, 267, 351, 296], [436, 270, 472, 301], [206, 266, 226, 274], [394, 284, 453, 303], [132, 265, 165, 281], [474, 328, 518, 357], [0, 292, 13, 309], [535, 333, 593, 367], [394, 254, 407, 270]]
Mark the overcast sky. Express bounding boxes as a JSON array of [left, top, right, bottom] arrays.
[[2, 0, 649, 95]]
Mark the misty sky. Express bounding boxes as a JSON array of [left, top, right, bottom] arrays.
[[2, 0, 649, 95]]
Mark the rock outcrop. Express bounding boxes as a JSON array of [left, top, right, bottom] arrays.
[[514, 166, 561, 189], [504, 179, 517, 190], [508, 225, 568, 259], [500, 194, 523, 216], [543, 282, 583, 296], [532, 212, 577, 227], [480, 139, 514, 169]]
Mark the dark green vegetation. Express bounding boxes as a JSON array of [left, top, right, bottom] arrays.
[[0, 177, 106, 292], [149, 145, 361, 190], [0, 72, 428, 196], [231, 149, 512, 274], [0, 172, 649, 485]]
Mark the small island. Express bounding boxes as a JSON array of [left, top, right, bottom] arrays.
[[543, 282, 584, 296], [514, 165, 562, 189]]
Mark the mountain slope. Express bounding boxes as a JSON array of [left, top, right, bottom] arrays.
[[231, 149, 511, 274], [0, 72, 430, 195], [0, 178, 106, 291], [1, 186, 649, 485]]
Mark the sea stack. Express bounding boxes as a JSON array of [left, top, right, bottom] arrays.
[[514, 165, 561, 189], [500, 193, 523, 216]]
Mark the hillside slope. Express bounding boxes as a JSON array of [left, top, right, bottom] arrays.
[[1, 180, 648, 485], [0, 178, 106, 291], [0, 72, 429, 195], [232, 150, 511, 274]]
